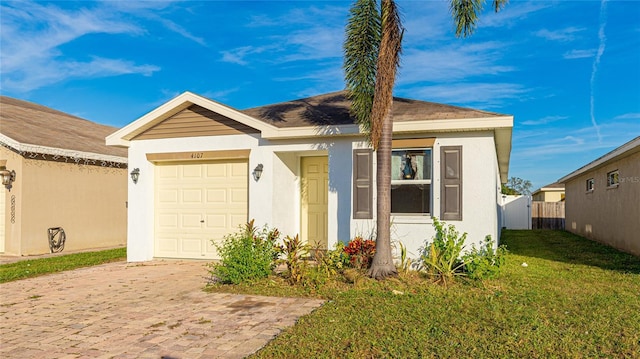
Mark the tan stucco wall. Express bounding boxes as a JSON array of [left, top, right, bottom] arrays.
[[565, 151, 640, 256], [1, 147, 23, 255], [1, 146, 127, 255], [533, 191, 564, 202]]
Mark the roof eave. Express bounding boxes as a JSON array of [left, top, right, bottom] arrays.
[[558, 136, 640, 183], [1, 133, 127, 164]]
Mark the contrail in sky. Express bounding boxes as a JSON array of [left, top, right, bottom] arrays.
[[590, 0, 608, 142]]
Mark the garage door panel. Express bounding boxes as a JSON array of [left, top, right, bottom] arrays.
[[206, 189, 227, 203], [158, 189, 178, 204], [206, 163, 227, 178], [157, 213, 179, 229], [180, 237, 203, 255], [205, 214, 227, 229], [231, 162, 248, 177], [182, 189, 203, 203], [230, 189, 247, 204], [155, 160, 247, 260], [157, 166, 179, 179], [230, 214, 247, 229], [181, 213, 203, 228], [183, 165, 203, 178], [156, 237, 179, 254]]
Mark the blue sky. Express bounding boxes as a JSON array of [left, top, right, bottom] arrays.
[[1, 0, 639, 190]]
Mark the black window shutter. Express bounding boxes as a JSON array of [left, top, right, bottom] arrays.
[[440, 146, 462, 221], [353, 149, 373, 219]]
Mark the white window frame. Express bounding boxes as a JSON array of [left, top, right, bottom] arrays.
[[390, 148, 432, 215], [586, 178, 594, 192], [607, 170, 619, 188]]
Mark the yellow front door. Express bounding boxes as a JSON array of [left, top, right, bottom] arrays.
[[301, 156, 328, 249]]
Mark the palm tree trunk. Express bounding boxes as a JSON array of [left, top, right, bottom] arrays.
[[368, 109, 397, 279]]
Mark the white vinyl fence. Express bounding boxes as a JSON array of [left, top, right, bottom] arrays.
[[500, 195, 531, 230]]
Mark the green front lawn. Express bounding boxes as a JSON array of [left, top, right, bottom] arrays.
[[212, 230, 640, 358], [0, 247, 126, 283]]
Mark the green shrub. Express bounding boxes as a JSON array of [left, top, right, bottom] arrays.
[[462, 235, 507, 279], [209, 220, 280, 285], [315, 241, 350, 278], [280, 234, 310, 285], [418, 217, 467, 286], [396, 241, 414, 274]]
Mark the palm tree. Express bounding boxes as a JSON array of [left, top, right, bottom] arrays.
[[344, 0, 508, 279]]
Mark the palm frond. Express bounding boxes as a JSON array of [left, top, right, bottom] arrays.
[[493, 0, 508, 12], [450, 0, 507, 38], [343, 0, 381, 138]]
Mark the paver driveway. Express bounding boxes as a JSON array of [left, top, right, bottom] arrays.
[[0, 260, 325, 358]]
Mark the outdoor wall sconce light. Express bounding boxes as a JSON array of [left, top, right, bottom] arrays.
[[253, 164, 264, 181], [130, 168, 140, 184], [0, 167, 16, 188]]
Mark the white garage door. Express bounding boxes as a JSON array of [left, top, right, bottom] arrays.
[[154, 160, 248, 259]]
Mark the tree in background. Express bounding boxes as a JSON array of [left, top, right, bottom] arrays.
[[343, 0, 508, 279], [502, 177, 533, 195]]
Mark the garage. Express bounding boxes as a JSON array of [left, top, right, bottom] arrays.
[[154, 159, 248, 259]]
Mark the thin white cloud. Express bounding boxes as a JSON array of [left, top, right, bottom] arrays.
[[2, 57, 159, 92], [201, 88, 242, 103], [220, 45, 280, 66], [478, 1, 552, 28], [399, 41, 514, 85], [0, 0, 199, 92], [534, 27, 585, 42], [590, 0, 609, 143], [402, 82, 527, 108], [522, 115, 568, 126], [247, 5, 348, 28], [613, 113, 640, 120], [563, 49, 596, 59], [155, 17, 206, 46]]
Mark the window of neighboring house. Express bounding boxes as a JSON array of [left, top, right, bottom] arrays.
[[391, 148, 432, 214], [607, 170, 619, 187], [586, 178, 594, 192]]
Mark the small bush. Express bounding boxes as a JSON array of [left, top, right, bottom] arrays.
[[396, 241, 414, 274], [279, 235, 310, 285], [209, 220, 280, 285], [315, 241, 350, 278], [418, 217, 467, 286], [462, 235, 507, 279], [343, 236, 376, 269]]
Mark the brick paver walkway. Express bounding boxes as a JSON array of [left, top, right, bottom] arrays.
[[0, 260, 325, 358]]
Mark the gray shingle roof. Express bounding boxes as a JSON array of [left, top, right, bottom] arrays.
[[242, 90, 507, 128]]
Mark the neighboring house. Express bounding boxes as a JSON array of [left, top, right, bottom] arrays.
[[0, 96, 128, 256], [532, 182, 565, 202], [558, 136, 640, 256], [107, 91, 513, 262]]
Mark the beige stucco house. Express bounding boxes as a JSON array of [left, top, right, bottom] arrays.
[[532, 182, 565, 202], [107, 91, 512, 262], [558, 136, 640, 256], [0, 96, 128, 256]]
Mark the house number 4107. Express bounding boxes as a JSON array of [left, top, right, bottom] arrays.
[[191, 152, 203, 159]]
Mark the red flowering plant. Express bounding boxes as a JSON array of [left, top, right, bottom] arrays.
[[343, 236, 376, 269]]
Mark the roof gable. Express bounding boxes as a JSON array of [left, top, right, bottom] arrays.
[[134, 104, 259, 140]]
